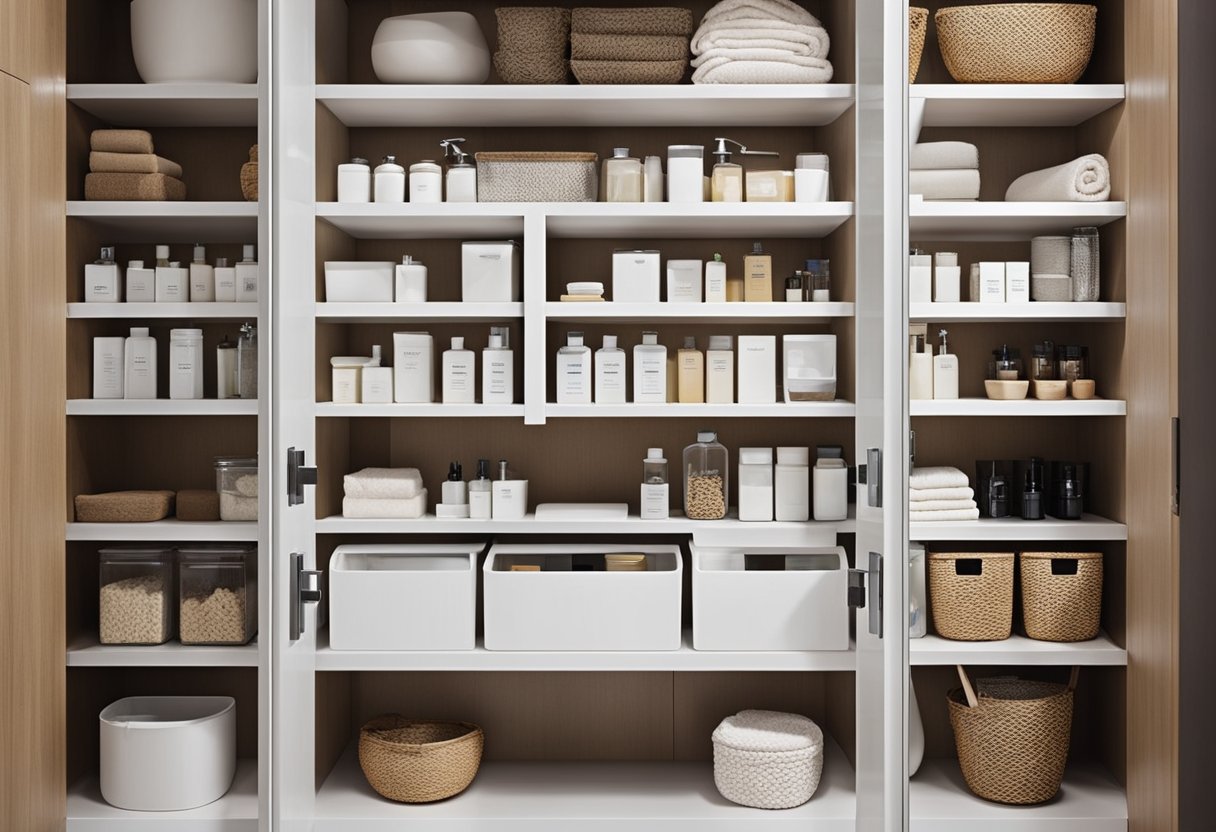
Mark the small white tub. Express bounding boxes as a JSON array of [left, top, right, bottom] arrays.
[[324, 261, 394, 302]]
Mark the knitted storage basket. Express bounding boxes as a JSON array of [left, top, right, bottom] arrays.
[[494, 7, 570, 54], [928, 551, 1014, 641], [935, 4, 1097, 84], [570, 7, 694, 37], [1020, 551, 1103, 642], [240, 144, 258, 201], [494, 49, 570, 84], [358, 716, 483, 803], [475, 151, 599, 202], [571, 59, 687, 85], [909, 8, 928, 82], [948, 666, 1077, 805], [712, 710, 824, 810]]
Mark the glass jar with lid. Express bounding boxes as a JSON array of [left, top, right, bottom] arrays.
[[1030, 341, 1055, 381], [988, 344, 1023, 380], [683, 430, 728, 520], [178, 546, 257, 645], [99, 547, 175, 645], [805, 259, 831, 301], [216, 456, 258, 521], [1056, 345, 1089, 392]]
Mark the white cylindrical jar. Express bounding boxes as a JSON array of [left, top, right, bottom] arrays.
[[446, 164, 476, 203], [409, 160, 442, 203], [738, 447, 774, 522], [774, 446, 810, 522], [373, 156, 406, 203], [169, 328, 205, 400], [337, 157, 372, 203], [667, 145, 705, 203], [795, 153, 831, 203]]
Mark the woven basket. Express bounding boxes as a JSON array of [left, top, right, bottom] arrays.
[[358, 716, 483, 803], [570, 7, 694, 37], [240, 144, 258, 202], [948, 666, 1077, 804], [571, 59, 687, 85], [74, 491, 175, 523], [935, 4, 1097, 84], [493, 50, 569, 84], [495, 7, 570, 54], [909, 8, 928, 82], [1020, 551, 1103, 642], [476, 151, 599, 202], [712, 710, 824, 810], [929, 551, 1014, 641]]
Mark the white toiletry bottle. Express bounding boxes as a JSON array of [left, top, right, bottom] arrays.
[[394, 255, 427, 303], [678, 336, 704, 403], [374, 155, 406, 203], [154, 247, 188, 303], [644, 155, 664, 202], [909, 250, 932, 305], [556, 331, 592, 404], [633, 331, 667, 403], [92, 337, 124, 399], [738, 447, 775, 522], [909, 325, 934, 400], [666, 259, 703, 303], [189, 244, 215, 302], [361, 346, 393, 404], [169, 328, 205, 400], [85, 246, 122, 303], [603, 147, 643, 203], [640, 448, 669, 520], [441, 138, 477, 203], [217, 336, 237, 399], [775, 446, 811, 522], [124, 326, 157, 399], [934, 251, 961, 303], [214, 257, 236, 302], [235, 245, 258, 303], [491, 459, 528, 520], [393, 332, 434, 403], [438, 461, 469, 518], [666, 145, 705, 203], [126, 259, 155, 302], [468, 459, 492, 519], [594, 334, 627, 404], [704, 253, 727, 303], [409, 160, 442, 203], [481, 329, 514, 404], [706, 335, 735, 403], [932, 328, 959, 400], [337, 157, 371, 203], [442, 336, 476, 404]]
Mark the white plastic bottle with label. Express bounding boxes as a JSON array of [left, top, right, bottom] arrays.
[[640, 448, 669, 520], [909, 327, 934, 400], [442, 337, 476, 404], [594, 335, 626, 404], [393, 332, 434, 403], [337, 157, 371, 203], [468, 459, 492, 519], [85, 246, 122, 303], [706, 335, 735, 403], [441, 138, 477, 203], [214, 257, 236, 302], [169, 328, 205, 400], [704, 253, 727, 303], [394, 255, 427, 303], [556, 332, 592, 404], [633, 332, 667, 403], [93, 337, 124, 399], [373, 156, 405, 203], [932, 329, 959, 400], [774, 446, 810, 522], [126, 259, 155, 302], [235, 246, 259, 303], [481, 331, 514, 404], [154, 247, 188, 303], [123, 327, 157, 400], [409, 160, 442, 203], [189, 245, 215, 302]]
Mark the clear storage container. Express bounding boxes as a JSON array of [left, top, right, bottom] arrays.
[[215, 456, 258, 521], [178, 546, 257, 645], [99, 547, 175, 645], [684, 430, 728, 520]]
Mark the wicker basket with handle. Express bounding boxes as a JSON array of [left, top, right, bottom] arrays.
[[928, 551, 1014, 641], [935, 3, 1097, 84], [909, 8, 928, 82], [358, 716, 484, 803], [1020, 551, 1103, 642], [475, 151, 599, 202]]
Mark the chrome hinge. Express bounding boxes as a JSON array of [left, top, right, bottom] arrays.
[[290, 552, 322, 641], [287, 447, 318, 507], [848, 568, 866, 609], [1172, 417, 1181, 516], [850, 555, 884, 637], [866, 448, 883, 508]]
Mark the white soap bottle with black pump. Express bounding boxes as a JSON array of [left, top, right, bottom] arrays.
[[640, 448, 670, 519], [469, 459, 492, 519], [440, 138, 477, 203], [932, 328, 959, 400], [438, 461, 470, 518]]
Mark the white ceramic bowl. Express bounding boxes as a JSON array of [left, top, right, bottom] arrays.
[[371, 12, 490, 84], [131, 0, 257, 84]]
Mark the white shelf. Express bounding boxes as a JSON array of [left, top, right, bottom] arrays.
[[316, 629, 854, 672], [910, 302, 1126, 322], [913, 84, 1125, 127], [910, 759, 1126, 832], [910, 398, 1125, 417], [318, 83, 855, 127], [317, 203, 524, 239], [66, 202, 259, 242], [316, 403, 524, 418], [67, 83, 259, 127], [545, 202, 853, 239], [68, 302, 259, 320], [66, 520, 258, 542], [911, 633, 1126, 666], [317, 302, 523, 322], [545, 301, 854, 323], [67, 637, 258, 668], [67, 399, 257, 417], [67, 759, 258, 831], [909, 200, 1126, 240], [314, 739, 855, 831], [911, 514, 1127, 542], [546, 401, 856, 418]]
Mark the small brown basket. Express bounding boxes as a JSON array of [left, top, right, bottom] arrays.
[[475, 151, 599, 202], [935, 4, 1097, 84], [495, 7, 571, 54], [929, 551, 1014, 641], [1020, 551, 1103, 642], [240, 145, 258, 202], [358, 716, 484, 803], [909, 8, 928, 82], [949, 665, 1077, 805]]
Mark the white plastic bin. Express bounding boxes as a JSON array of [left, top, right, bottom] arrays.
[[324, 261, 394, 302], [99, 696, 236, 811], [329, 544, 481, 650], [483, 543, 682, 651], [691, 544, 849, 651]]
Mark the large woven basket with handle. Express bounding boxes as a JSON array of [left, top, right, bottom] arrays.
[[1020, 551, 1103, 642], [358, 716, 483, 803], [935, 4, 1097, 83], [928, 551, 1014, 641]]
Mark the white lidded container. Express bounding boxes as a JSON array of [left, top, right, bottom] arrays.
[[329, 544, 481, 650], [483, 543, 682, 651], [737, 447, 774, 522], [394, 255, 427, 302], [409, 160, 442, 203], [337, 157, 372, 203], [169, 328, 205, 400], [611, 250, 660, 303], [667, 145, 704, 203], [373, 156, 406, 203], [99, 696, 236, 811], [324, 261, 394, 303], [666, 259, 703, 303], [462, 241, 521, 302]]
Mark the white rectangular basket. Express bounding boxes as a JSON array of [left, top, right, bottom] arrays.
[[475, 152, 598, 203]]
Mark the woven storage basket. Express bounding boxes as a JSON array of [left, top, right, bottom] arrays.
[[571, 59, 686, 85], [570, 7, 694, 37], [75, 491, 175, 523], [358, 716, 483, 803], [495, 7, 570, 54], [909, 8, 928, 82], [571, 32, 689, 62], [929, 551, 1014, 641], [475, 151, 598, 202], [494, 50, 570, 84], [948, 666, 1077, 804], [1020, 551, 1103, 642], [712, 710, 824, 810], [240, 144, 258, 201], [935, 4, 1097, 84]]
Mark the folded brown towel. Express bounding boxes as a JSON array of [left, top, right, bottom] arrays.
[[571, 32, 689, 61], [89, 151, 183, 178], [571, 7, 694, 36], [90, 129, 155, 155], [75, 491, 175, 523], [85, 172, 186, 201], [176, 490, 221, 522]]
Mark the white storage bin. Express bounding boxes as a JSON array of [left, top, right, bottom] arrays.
[[99, 696, 236, 812], [691, 544, 848, 651], [483, 543, 682, 651], [329, 544, 480, 651], [324, 261, 394, 302], [462, 241, 521, 302]]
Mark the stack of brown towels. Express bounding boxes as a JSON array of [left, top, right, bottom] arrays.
[[87, 129, 186, 201], [570, 6, 693, 84]]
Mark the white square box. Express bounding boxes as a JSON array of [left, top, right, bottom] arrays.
[[691, 544, 849, 651], [483, 543, 682, 651], [612, 250, 660, 303], [324, 261, 394, 302], [462, 240, 521, 302], [329, 544, 482, 650]]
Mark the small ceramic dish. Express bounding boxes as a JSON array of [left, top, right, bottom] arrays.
[[985, 379, 1030, 400], [1032, 379, 1068, 400], [1071, 379, 1096, 400]]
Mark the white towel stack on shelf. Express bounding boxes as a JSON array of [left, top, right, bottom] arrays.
[[909, 466, 979, 521], [690, 0, 833, 84], [1005, 154, 1111, 202], [342, 468, 427, 519], [909, 141, 981, 201]]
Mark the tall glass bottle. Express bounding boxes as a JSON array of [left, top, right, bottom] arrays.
[[683, 430, 728, 520]]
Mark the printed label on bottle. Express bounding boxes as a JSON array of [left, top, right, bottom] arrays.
[[638, 359, 663, 394]]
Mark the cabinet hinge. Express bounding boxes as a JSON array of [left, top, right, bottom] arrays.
[[290, 553, 322, 641], [850, 555, 884, 638], [287, 447, 318, 507], [866, 448, 883, 508]]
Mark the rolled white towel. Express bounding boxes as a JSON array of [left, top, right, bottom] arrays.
[[908, 498, 979, 512], [909, 466, 969, 490], [692, 20, 829, 58], [1005, 154, 1111, 202], [342, 490, 428, 520], [910, 486, 975, 502], [910, 141, 979, 171], [692, 55, 833, 84], [909, 506, 980, 522], [909, 169, 981, 201], [344, 467, 423, 500], [700, 0, 820, 27]]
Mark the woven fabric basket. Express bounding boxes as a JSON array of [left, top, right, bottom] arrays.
[[75, 491, 175, 523], [929, 551, 1014, 641], [948, 666, 1077, 804], [571, 59, 686, 85], [240, 144, 258, 202], [1020, 551, 1103, 642], [358, 716, 483, 803], [712, 710, 824, 810], [570, 7, 694, 37], [935, 4, 1097, 83], [495, 7, 570, 54], [494, 50, 569, 84], [476, 151, 599, 202], [909, 8, 928, 82]]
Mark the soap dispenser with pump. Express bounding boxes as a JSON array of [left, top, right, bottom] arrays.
[[711, 137, 778, 203], [440, 138, 477, 203], [933, 328, 959, 400], [603, 147, 643, 203], [437, 461, 470, 519]]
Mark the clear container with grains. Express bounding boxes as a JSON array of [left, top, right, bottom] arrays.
[[99, 547, 175, 645], [216, 456, 258, 521], [684, 430, 728, 520], [178, 546, 256, 645]]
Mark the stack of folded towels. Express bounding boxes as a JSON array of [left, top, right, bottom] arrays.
[[570, 6, 693, 85], [342, 468, 427, 519], [909, 141, 980, 202], [690, 0, 833, 84], [561, 281, 605, 302], [87, 129, 186, 201], [909, 466, 979, 522]]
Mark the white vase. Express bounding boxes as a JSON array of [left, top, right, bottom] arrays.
[[131, 0, 257, 84], [909, 678, 925, 777], [371, 12, 490, 84]]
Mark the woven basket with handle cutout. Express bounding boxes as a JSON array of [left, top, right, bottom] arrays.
[[928, 551, 1014, 641], [358, 716, 483, 803], [1020, 551, 1103, 642]]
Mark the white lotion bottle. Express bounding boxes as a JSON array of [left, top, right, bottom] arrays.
[[441, 138, 477, 203], [123, 326, 157, 400], [594, 335, 627, 404], [235, 245, 258, 303], [189, 244, 215, 302], [633, 331, 667, 403], [126, 259, 155, 303], [468, 459, 492, 519], [482, 330, 514, 404], [394, 255, 427, 303], [438, 461, 470, 519], [85, 246, 122, 303], [704, 253, 727, 303], [92, 337, 124, 399], [442, 336, 476, 404], [706, 335, 735, 403], [214, 257, 236, 302], [556, 332, 592, 404], [154, 246, 187, 303], [169, 327, 205, 400], [932, 328, 959, 400], [373, 155, 406, 203]]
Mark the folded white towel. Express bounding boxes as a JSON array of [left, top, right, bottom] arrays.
[[344, 467, 423, 500], [910, 486, 975, 502], [342, 490, 427, 520], [910, 141, 979, 171], [909, 466, 970, 490], [692, 20, 829, 58], [909, 507, 980, 522], [909, 169, 981, 201], [692, 56, 833, 84], [700, 0, 820, 27], [908, 498, 979, 512], [1005, 154, 1111, 202]]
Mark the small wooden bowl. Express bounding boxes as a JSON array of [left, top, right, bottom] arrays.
[[1071, 379, 1096, 400], [1033, 379, 1068, 401], [985, 380, 1030, 400]]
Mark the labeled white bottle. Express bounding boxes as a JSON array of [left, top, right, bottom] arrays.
[[438, 461, 470, 519], [189, 245, 215, 302], [774, 446, 810, 522], [169, 328, 205, 400], [154, 246, 188, 303], [337, 157, 371, 203], [126, 259, 155, 303], [633, 331, 667, 403], [442, 336, 476, 404], [909, 326, 934, 400], [123, 326, 157, 400], [441, 138, 477, 203], [84, 246, 122, 303], [556, 332, 592, 404], [468, 459, 492, 519], [92, 337, 124, 399], [640, 448, 669, 520], [594, 335, 627, 404], [373, 155, 406, 203], [706, 335, 735, 403], [704, 253, 727, 303], [932, 328, 959, 400], [235, 245, 258, 302], [409, 160, 442, 203], [394, 255, 427, 303], [481, 330, 514, 404], [214, 257, 236, 302], [643, 155, 664, 202]]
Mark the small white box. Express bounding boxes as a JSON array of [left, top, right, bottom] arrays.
[[979, 261, 1006, 303], [361, 366, 393, 403], [934, 266, 961, 303], [328, 544, 481, 650], [85, 262, 123, 303], [324, 261, 394, 303], [462, 240, 521, 302], [126, 262, 156, 303], [737, 335, 777, 404], [393, 332, 434, 403], [483, 543, 682, 651], [813, 459, 848, 521], [331, 366, 361, 404], [1005, 261, 1031, 303], [666, 259, 703, 303], [491, 480, 528, 519], [612, 250, 660, 303], [909, 253, 932, 304], [691, 544, 849, 651]]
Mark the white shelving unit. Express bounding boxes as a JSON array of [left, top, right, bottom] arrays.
[[910, 399, 1126, 417], [909, 199, 1127, 240], [67, 399, 257, 417], [66, 521, 258, 542], [66, 201, 259, 241], [910, 634, 1126, 667], [545, 301, 854, 323], [67, 302, 260, 320], [913, 84, 1125, 128], [910, 514, 1126, 542], [909, 302, 1126, 322], [546, 402, 856, 419], [67, 637, 259, 668], [316, 302, 523, 322], [316, 403, 524, 418], [66, 83, 259, 127]]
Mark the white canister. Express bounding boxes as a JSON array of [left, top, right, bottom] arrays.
[[446, 165, 476, 203], [409, 160, 442, 203], [812, 457, 848, 521], [395, 255, 428, 302], [795, 153, 831, 202], [738, 447, 774, 522], [774, 446, 810, 522], [612, 250, 660, 303], [337, 157, 372, 203], [373, 156, 406, 203], [666, 259, 703, 303], [168, 328, 205, 400], [667, 145, 704, 203], [393, 332, 434, 403], [491, 479, 528, 520]]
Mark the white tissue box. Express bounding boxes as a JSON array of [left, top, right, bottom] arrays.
[[324, 261, 394, 303]]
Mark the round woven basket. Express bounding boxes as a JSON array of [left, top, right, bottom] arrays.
[[909, 8, 928, 82], [935, 3, 1097, 83], [494, 50, 569, 84], [1020, 551, 1103, 642], [928, 551, 1014, 641], [358, 716, 484, 803], [495, 7, 570, 54], [240, 144, 258, 202]]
